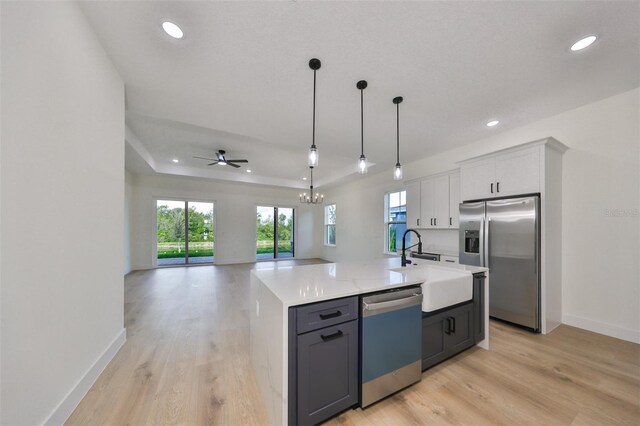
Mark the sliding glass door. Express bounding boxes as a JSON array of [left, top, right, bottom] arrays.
[[256, 206, 294, 260], [156, 199, 214, 266]]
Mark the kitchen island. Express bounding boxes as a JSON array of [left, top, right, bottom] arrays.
[[249, 257, 489, 425]]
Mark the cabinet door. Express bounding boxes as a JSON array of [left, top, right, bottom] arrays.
[[473, 274, 485, 343], [297, 321, 358, 425], [494, 146, 540, 196], [405, 180, 421, 228], [420, 178, 435, 228], [421, 312, 449, 370], [445, 303, 474, 354], [433, 175, 450, 229], [448, 172, 460, 228], [460, 157, 495, 201]]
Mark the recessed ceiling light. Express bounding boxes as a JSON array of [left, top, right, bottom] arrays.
[[172, 159, 179, 163], [571, 35, 597, 51], [303, 177, 307, 180], [162, 21, 183, 39], [246, 169, 252, 173], [486, 120, 500, 127]]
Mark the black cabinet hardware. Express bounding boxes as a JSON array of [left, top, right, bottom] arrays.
[[434, 218, 437, 226], [450, 316, 456, 333], [417, 218, 420, 226], [319, 310, 342, 320], [490, 183, 494, 193], [449, 217, 452, 226], [445, 260, 455, 263], [497, 182, 500, 192], [320, 330, 343, 341], [445, 318, 452, 335]]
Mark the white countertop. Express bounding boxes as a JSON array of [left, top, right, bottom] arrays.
[[252, 257, 487, 307]]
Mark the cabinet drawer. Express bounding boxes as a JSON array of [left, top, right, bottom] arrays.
[[441, 255, 459, 264], [296, 296, 358, 334]]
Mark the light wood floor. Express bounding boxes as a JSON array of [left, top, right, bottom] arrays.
[[68, 260, 640, 425]]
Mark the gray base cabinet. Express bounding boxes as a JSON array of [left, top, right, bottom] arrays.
[[421, 273, 485, 371], [289, 296, 359, 425], [473, 273, 485, 343], [421, 303, 474, 370]]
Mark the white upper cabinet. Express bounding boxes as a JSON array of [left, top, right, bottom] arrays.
[[460, 157, 495, 200], [420, 178, 435, 228], [406, 180, 421, 228], [460, 145, 540, 201], [448, 172, 460, 228], [494, 147, 540, 196], [405, 170, 460, 230], [433, 175, 450, 228]]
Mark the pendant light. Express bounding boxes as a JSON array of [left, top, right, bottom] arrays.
[[356, 80, 368, 174], [299, 166, 324, 204], [393, 96, 404, 180], [307, 58, 321, 167]]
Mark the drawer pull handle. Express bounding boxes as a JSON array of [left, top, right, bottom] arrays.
[[445, 318, 452, 335], [320, 330, 343, 341], [319, 310, 342, 320], [451, 316, 456, 333]]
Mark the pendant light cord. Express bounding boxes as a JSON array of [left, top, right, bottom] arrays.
[[360, 88, 364, 156], [396, 102, 400, 164], [312, 69, 316, 148]]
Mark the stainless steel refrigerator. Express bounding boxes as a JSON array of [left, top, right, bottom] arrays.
[[459, 196, 540, 331]]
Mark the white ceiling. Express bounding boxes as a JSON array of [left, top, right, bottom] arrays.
[[80, 1, 640, 189]]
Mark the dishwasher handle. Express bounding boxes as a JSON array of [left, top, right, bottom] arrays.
[[363, 293, 423, 314]]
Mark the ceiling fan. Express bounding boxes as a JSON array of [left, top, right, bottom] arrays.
[[193, 150, 248, 168]]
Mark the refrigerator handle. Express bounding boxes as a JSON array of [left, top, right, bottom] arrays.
[[479, 217, 485, 267], [485, 218, 491, 269]]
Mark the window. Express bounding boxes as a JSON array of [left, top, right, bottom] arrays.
[[384, 191, 406, 253], [256, 206, 295, 260], [156, 199, 214, 265], [324, 204, 336, 246]]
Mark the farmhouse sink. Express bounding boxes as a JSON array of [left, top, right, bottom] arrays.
[[389, 265, 473, 312]]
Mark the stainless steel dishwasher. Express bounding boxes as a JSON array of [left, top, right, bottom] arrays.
[[360, 285, 423, 407]]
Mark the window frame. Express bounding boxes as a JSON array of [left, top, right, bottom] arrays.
[[384, 190, 407, 255], [324, 203, 337, 247]]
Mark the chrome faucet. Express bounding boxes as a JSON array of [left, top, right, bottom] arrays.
[[401, 229, 423, 267]]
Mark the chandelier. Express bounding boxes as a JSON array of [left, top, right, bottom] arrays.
[[299, 166, 324, 204]]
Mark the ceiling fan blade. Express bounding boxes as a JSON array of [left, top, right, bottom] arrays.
[[228, 162, 241, 168], [226, 159, 248, 163], [207, 161, 219, 166], [193, 156, 217, 161]]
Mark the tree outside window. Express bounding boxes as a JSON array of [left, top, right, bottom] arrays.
[[385, 191, 406, 253]]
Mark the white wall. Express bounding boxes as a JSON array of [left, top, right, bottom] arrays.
[[317, 172, 459, 263], [124, 171, 133, 274], [1, 3, 125, 424], [318, 88, 640, 343], [129, 174, 318, 269]]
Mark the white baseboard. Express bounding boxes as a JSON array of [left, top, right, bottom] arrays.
[[44, 328, 127, 425], [562, 314, 640, 344]]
